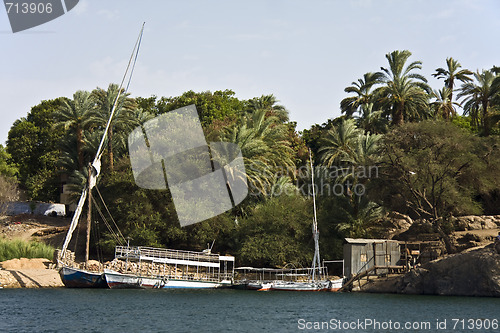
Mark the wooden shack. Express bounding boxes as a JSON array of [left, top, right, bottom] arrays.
[[343, 238, 401, 278]]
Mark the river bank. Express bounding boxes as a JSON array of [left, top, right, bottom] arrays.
[[359, 243, 500, 297], [0, 258, 63, 288]]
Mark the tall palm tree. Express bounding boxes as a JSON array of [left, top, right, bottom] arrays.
[[375, 50, 431, 126], [89, 83, 137, 171], [458, 69, 500, 135], [432, 57, 473, 103], [53, 90, 94, 170], [430, 87, 461, 120], [340, 72, 384, 118], [317, 120, 382, 236]]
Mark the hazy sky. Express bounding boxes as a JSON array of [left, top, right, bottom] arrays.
[[2, 0, 500, 145]]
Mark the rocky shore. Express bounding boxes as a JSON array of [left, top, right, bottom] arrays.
[[361, 243, 500, 297]]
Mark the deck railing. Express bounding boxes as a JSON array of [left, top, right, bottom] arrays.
[[115, 246, 222, 264]]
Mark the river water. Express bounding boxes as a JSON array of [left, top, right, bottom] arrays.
[[0, 289, 499, 332]]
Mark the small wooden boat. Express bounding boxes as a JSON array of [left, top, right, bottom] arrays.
[[59, 266, 107, 288], [246, 281, 273, 291]]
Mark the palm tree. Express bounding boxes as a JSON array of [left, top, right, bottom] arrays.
[[430, 87, 461, 120], [333, 195, 382, 238], [318, 119, 361, 167], [89, 83, 137, 171], [340, 72, 384, 118], [221, 108, 294, 196], [375, 50, 431, 125], [354, 103, 388, 134], [458, 69, 500, 135], [246, 94, 289, 122], [319, 119, 381, 187], [53, 90, 94, 170], [432, 57, 473, 103], [317, 120, 382, 238]]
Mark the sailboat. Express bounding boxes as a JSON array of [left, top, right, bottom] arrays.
[[58, 24, 237, 290], [57, 24, 146, 288], [270, 150, 343, 292]]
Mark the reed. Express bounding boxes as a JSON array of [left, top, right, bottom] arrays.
[[0, 238, 55, 262]]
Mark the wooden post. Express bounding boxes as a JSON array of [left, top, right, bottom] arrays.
[[372, 243, 377, 276], [85, 164, 92, 265]]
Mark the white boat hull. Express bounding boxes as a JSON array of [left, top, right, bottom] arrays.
[[271, 280, 339, 292], [104, 271, 229, 289]]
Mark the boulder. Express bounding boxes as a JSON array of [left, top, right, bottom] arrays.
[[363, 244, 500, 297], [453, 215, 500, 230]]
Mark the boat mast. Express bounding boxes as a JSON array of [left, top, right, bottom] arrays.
[[85, 163, 92, 264], [60, 23, 146, 261], [309, 149, 321, 281]]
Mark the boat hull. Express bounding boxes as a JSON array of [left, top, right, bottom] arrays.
[[247, 281, 273, 291], [60, 266, 108, 288], [104, 271, 229, 289], [271, 280, 333, 292]]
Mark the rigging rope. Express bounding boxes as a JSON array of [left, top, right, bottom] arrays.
[[95, 185, 126, 242], [91, 196, 124, 246], [93, 22, 146, 167], [126, 22, 145, 92]]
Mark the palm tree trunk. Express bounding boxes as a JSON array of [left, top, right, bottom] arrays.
[[77, 127, 84, 170], [392, 103, 404, 126], [447, 78, 454, 105], [482, 99, 490, 136]]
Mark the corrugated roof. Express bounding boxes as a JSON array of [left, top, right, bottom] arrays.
[[344, 238, 400, 244]]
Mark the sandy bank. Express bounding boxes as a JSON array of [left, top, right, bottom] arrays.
[[0, 258, 63, 288]]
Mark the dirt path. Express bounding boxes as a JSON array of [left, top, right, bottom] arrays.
[[0, 214, 70, 246]]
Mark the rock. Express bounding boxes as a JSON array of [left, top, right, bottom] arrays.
[[384, 212, 414, 238], [453, 215, 500, 230], [362, 244, 500, 297]]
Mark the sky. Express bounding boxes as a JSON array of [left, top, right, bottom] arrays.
[[1, 0, 500, 146]]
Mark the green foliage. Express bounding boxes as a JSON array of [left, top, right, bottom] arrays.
[[236, 195, 314, 267], [377, 120, 500, 219], [0, 145, 18, 179], [451, 115, 477, 133], [7, 99, 65, 201], [161, 90, 245, 127], [220, 107, 296, 197], [0, 238, 55, 261], [375, 50, 431, 125], [458, 69, 500, 136]]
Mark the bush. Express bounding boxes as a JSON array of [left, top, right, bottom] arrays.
[[0, 238, 55, 262]]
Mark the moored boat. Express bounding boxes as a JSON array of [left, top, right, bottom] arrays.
[[246, 281, 273, 291], [57, 24, 146, 288], [270, 280, 328, 292], [103, 245, 235, 289], [59, 266, 107, 288]]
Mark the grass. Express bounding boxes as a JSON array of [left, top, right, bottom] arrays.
[[0, 238, 55, 262]]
